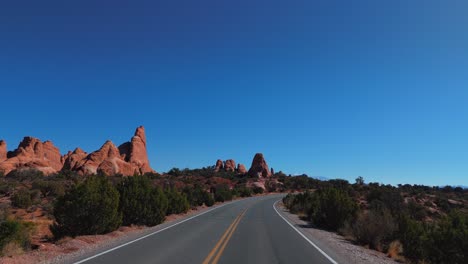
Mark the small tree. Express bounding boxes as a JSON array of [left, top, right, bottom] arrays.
[[11, 190, 32, 209], [355, 176, 365, 185], [308, 188, 358, 231], [165, 188, 190, 215], [51, 176, 121, 239], [214, 185, 233, 202], [118, 176, 168, 226]]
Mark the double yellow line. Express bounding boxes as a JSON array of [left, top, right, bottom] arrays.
[[202, 209, 247, 264]]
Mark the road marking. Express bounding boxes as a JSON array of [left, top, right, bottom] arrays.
[[202, 209, 247, 264], [72, 201, 239, 264], [273, 200, 339, 264]]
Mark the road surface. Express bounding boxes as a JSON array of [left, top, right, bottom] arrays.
[[72, 195, 336, 264]]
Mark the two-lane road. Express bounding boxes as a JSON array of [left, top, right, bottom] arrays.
[[72, 195, 336, 264]]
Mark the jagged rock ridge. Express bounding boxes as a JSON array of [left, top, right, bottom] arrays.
[[0, 126, 154, 176]]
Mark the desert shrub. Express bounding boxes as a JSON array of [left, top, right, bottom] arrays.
[[165, 188, 190, 215], [283, 191, 316, 214], [235, 187, 252, 197], [308, 188, 358, 231], [348, 206, 397, 250], [204, 192, 215, 207], [424, 211, 468, 264], [252, 187, 264, 195], [366, 188, 403, 215], [406, 200, 427, 221], [51, 176, 121, 239], [214, 185, 233, 202], [32, 180, 66, 198], [118, 176, 168, 226], [183, 185, 214, 207], [11, 189, 33, 209], [6, 169, 44, 181], [0, 219, 35, 256], [397, 215, 428, 262]]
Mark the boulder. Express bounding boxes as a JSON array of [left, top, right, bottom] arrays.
[[224, 159, 236, 172], [237, 163, 247, 174], [214, 159, 224, 172], [247, 153, 272, 178], [0, 137, 62, 175], [0, 140, 6, 161]]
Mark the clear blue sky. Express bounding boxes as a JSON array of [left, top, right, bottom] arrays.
[[1, 1, 467, 186]]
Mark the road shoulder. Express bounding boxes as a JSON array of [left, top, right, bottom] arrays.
[[274, 201, 399, 264]]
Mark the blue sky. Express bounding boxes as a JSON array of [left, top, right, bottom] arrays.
[[0, 1, 467, 186]]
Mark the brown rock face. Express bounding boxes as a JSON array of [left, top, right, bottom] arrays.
[[0, 140, 6, 162], [247, 153, 272, 178], [0, 126, 155, 176], [214, 159, 224, 172], [0, 137, 62, 175], [224, 159, 236, 172], [122, 126, 152, 174], [237, 163, 247, 174], [73, 126, 154, 176]]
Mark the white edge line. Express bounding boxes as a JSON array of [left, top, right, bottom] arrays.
[[73, 201, 237, 264], [273, 200, 339, 264]]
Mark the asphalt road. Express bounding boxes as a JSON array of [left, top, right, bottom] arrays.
[[73, 195, 336, 264]]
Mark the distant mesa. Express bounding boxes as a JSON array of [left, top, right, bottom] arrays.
[[248, 153, 272, 178], [0, 126, 154, 176]]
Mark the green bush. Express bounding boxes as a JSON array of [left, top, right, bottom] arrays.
[[118, 176, 168, 226], [11, 189, 33, 209], [32, 180, 66, 198], [165, 188, 190, 215], [308, 188, 358, 231], [214, 185, 233, 202], [0, 219, 35, 256], [51, 176, 122, 239], [425, 211, 468, 264], [348, 206, 397, 250], [183, 185, 214, 207], [235, 187, 252, 197], [204, 192, 215, 207], [252, 187, 264, 195]]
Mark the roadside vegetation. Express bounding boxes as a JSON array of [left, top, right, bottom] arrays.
[[1, 167, 466, 262], [283, 177, 468, 264]]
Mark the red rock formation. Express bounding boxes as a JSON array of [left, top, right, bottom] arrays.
[[214, 159, 224, 172], [237, 163, 247, 174], [119, 126, 153, 174], [62, 148, 88, 170], [224, 159, 236, 172], [0, 126, 155, 176], [0, 140, 6, 162], [0, 137, 62, 175], [247, 153, 272, 178], [72, 127, 154, 176]]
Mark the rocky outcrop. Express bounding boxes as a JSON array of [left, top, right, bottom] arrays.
[[237, 163, 247, 174], [248, 153, 272, 178], [224, 159, 236, 172], [119, 126, 152, 174], [0, 126, 155, 176], [214, 159, 224, 172], [0, 140, 6, 162], [0, 137, 62, 175], [71, 126, 154, 176]]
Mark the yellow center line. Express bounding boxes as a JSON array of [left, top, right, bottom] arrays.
[[202, 209, 247, 264]]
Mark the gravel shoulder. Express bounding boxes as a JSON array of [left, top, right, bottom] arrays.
[[274, 201, 400, 264]]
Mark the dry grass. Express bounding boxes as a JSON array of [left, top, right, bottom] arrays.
[[1, 242, 24, 257], [387, 240, 405, 262]]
